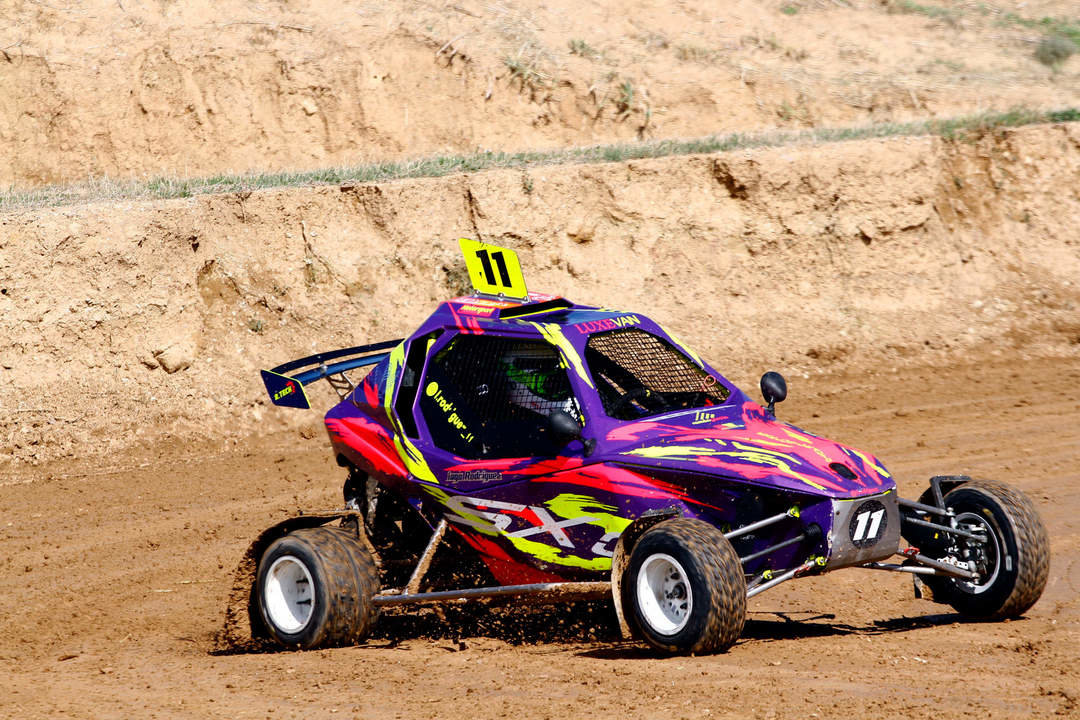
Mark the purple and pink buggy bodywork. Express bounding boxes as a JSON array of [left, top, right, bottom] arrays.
[[321, 294, 898, 587], [249, 286, 1048, 653]]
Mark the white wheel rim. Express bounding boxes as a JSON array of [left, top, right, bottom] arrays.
[[955, 512, 1001, 594], [636, 553, 693, 635], [264, 555, 315, 633]]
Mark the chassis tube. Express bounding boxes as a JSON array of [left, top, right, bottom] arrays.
[[907, 552, 978, 579], [725, 508, 797, 541], [373, 581, 611, 606], [404, 519, 448, 595], [901, 515, 987, 543], [740, 533, 808, 565], [862, 562, 947, 575], [746, 559, 819, 599], [898, 496, 952, 518]]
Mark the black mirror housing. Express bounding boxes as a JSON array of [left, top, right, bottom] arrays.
[[548, 409, 595, 456], [760, 371, 788, 416], [548, 409, 583, 442]]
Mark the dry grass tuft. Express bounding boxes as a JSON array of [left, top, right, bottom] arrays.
[[2, 108, 1077, 213], [1035, 34, 1077, 68]]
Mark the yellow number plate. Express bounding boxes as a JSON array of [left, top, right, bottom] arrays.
[[458, 238, 529, 301]]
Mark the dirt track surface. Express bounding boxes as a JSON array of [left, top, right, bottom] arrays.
[[2, 354, 1077, 719]]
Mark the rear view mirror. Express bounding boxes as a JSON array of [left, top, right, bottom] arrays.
[[760, 371, 787, 416], [548, 409, 583, 442], [548, 410, 596, 456]]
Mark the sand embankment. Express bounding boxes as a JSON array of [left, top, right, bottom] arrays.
[[2, 122, 1078, 470], [4, 0, 1078, 187]]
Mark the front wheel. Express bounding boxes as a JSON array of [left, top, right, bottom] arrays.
[[624, 518, 746, 654], [256, 525, 379, 649], [921, 479, 1049, 619]]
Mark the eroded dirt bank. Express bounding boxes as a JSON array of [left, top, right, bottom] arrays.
[[0, 356, 1077, 719], [3, 0, 1078, 186], [2, 122, 1079, 472]]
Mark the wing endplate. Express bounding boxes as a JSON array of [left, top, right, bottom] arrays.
[[261, 369, 312, 409]]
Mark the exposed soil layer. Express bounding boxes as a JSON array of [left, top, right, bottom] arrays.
[[1, 355, 1077, 719], [3, 122, 1079, 471], [3, 0, 1078, 186]]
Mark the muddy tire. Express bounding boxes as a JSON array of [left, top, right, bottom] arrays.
[[256, 525, 379, 649], [624, 517, 746, 654], [922, 479, 1049, 619]]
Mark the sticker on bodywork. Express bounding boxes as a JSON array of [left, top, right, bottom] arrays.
[[571, 315, 641, 334], [260, 369, 311, 409], [849, 499, 887, 547]]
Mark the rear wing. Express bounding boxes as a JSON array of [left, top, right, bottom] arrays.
[[260, 338, 403, 410]]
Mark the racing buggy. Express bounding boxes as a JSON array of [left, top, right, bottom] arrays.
[[235, 239, 1049, 655]]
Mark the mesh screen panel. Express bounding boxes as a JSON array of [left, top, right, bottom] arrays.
[[585, 329, 729, 420]]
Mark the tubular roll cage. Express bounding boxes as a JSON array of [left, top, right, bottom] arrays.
[[351, 478, 984, 610]]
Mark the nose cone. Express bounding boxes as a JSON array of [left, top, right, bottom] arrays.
[[605, 399, 894, 498]]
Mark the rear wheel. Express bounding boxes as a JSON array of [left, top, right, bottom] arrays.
[[624, 518, 746, 654], [256, 525, 379, 649], [921, 479, 1049, 619]]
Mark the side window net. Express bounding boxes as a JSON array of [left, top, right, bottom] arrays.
[[585, 329, 729, 420], [419, 335, 582, 459]]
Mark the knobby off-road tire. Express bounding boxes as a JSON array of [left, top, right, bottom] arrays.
[[922, 479, 1049, 620], [256, 526, 379, 649], [624, 518, 746, 654]]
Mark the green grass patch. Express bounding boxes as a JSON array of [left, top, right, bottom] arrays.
[[568, 39, 598, 59], [2, 108, 1078, 213], [1002, 14, 1080, 46], [675, 44, 719, 63], [999, 13, 1080, 67], [1035, 34, 1078, 68], [885, 0, 959, 23]]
